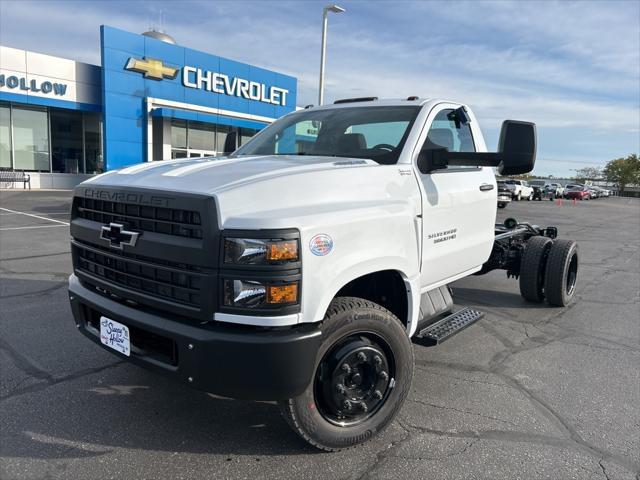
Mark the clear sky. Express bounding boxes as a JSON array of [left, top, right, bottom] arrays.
[[1, 0, 638, 177]]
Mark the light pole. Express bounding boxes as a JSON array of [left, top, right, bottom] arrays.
[[318, 4, 345, 106]]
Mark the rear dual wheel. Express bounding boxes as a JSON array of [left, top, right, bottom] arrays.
[[519, 238, 578, 306], [280, 297, 413, 451], [544, 239, 579, 306], [519, 236, 553, 302]]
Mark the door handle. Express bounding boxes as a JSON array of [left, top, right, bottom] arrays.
[[479, 183, 494, 191]]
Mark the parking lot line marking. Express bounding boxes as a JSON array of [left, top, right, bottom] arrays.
[[0, 207, 70, 226], [0, 212, 69, 216], [0, 224, 68, 231]]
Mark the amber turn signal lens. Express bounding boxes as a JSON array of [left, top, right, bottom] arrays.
[[267, 240, 298, 262], [266, 283, 298, 304]]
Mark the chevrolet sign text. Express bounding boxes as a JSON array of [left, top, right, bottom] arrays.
[[182, 66, 289, 106]]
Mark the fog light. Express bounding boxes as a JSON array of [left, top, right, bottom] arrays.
[[223, 280, 299, 308], [267, 283, 298, 304]]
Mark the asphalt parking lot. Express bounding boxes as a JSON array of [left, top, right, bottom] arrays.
[[0, 189, 638, 480]]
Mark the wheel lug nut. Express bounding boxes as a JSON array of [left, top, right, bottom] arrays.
[[357, 352, 367, 362], [341, 363, 351, 374], [380, 371, 389, 381], [342, 400, 352, 410], [336, 384, 346, 394], [373, 390, 383, 399], [359, 401, 368, 412], [374, 355, 382, 365]]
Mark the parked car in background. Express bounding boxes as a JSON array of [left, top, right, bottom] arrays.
[[564, 184, 583, 198], [504, 179, 534, 201], [528, 180, 554, 200], [566, 186, 591, 200], [546, 183, 564, 197], [496, 180, 512, 208], [587, 187, 599, 199], [531, 185, 543, 201], [528, 180, 547, 188], [592, 186, 609, 198]]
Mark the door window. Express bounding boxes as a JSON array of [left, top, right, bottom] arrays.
[[421, 109, 475, 170]]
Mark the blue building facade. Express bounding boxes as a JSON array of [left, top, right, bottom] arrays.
[[0, 25, 297, 187]]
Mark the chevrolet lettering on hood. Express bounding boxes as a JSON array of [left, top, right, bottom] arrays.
[[83, 189, 174, 207]]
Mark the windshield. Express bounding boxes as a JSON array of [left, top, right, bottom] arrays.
[[232, 106, 421, 165]]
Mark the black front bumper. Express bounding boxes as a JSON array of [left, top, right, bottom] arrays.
[[69, 275, 322, 400]]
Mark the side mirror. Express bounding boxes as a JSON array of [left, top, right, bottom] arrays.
[[496, 120, 536, 176], [416, 120, 536, 175], [223, 130, 239, 155]]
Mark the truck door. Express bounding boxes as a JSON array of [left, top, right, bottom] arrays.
[[415, 104, 497, 288]]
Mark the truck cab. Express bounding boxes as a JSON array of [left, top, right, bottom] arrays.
[[68, 97, 578, 451]]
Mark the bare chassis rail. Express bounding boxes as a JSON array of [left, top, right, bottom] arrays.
[[477, 218, 558, 278]]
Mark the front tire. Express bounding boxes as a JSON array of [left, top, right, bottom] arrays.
[[279, 297, 413, 451], [498, 202, 507, 209]]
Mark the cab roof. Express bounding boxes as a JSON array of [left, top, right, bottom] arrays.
[[303, 97, 464, 111]]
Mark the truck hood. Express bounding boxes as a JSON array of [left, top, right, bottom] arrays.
[[84, 155, 378, 195]]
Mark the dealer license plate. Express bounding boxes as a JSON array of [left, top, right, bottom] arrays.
[[100, 316, 131, 356]]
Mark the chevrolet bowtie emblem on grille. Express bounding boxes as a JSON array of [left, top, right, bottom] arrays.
[[125, 57, 179, 81], [100, 223, 140, 250]]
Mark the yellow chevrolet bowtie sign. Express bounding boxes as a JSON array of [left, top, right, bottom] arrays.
[[125, 57, 178, 80]]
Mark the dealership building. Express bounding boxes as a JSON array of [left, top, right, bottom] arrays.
[[0, 25, 297, 188]]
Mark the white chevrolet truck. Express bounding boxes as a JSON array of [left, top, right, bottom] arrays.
[[68, 98, 579, 451]]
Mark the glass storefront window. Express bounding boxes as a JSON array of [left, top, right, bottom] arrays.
[[12, 106, 49, 171], [0, 104, 11, 168], [51, 109, 83, 173], [239, 127, 258, 146], [170, 119, 218, 158], [84, 112, 103, 174], [171, 119, 187, 149], [0, 103, 103, 174], [216, 124, 232, 154], [188, 121, 215, 151]]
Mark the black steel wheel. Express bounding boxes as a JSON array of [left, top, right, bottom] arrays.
[[314, 332, 394, 427], [279, 297, 413, 451], [519, 236, 553, 302], [544, 239, 579, 306]]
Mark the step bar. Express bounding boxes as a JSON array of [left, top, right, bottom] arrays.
[[415, 307, 484, 345]]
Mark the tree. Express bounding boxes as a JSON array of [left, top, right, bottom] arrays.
[[603, 154, 640, 193], [574, 166, 602, 183]]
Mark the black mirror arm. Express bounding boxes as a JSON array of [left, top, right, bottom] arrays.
[[418, 149, 503, 174], [438, 151, 502, 168]]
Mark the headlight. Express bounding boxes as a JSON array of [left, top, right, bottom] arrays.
[[223, 279, 299, 308], [224, 237, 299, 265]]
